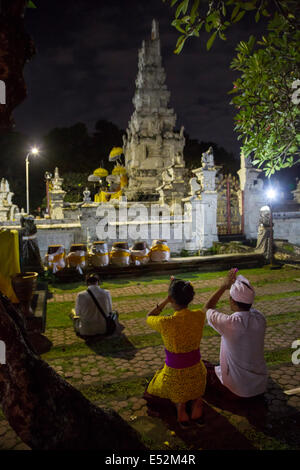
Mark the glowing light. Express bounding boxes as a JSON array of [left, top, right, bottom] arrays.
[[31, 147, 39, 155], [266, 188, 276, 200]]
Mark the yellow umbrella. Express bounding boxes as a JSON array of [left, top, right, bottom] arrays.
[[109, 147, 123, 162], [112, 165, 127, 176], [93, 167, 108, 177]]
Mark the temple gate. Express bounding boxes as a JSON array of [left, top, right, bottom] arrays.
[[216, 173, 243, 236]]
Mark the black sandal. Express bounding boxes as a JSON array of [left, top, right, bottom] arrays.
[[178, 420, 192, 430], [191, 414, 205, 428]]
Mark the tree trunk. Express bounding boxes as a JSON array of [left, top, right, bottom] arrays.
[[0, 0, 35, 131], [0, 293, 146, 450]]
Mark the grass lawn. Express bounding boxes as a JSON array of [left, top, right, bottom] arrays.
[[32, 265, 300, 450]]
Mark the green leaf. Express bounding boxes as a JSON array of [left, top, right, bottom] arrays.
[[171, 19, 186, 33], [255, 10, 260, 23], [205, 21, 212, 33], [175, 0, 189, 18], [27, 0, 37, 8], [233, 11, 246, 23], [190, 0, 200, 23], [242, 2, 256, 11], [174, 35, 186, 54], [231, 4, 240, 21], [206, 31, 217, 51]]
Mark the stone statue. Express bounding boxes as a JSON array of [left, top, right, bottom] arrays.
[[19, 216, 44, 273], [83, 187, 91, 203], [255, 207, 272, 261], [189, 177, 201, 196], [201, 147, 214, 169], [0, 178, 19, 221]]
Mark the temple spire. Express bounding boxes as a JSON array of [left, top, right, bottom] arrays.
[[123, 20, 185, 201], [151, 18, 159, 40]]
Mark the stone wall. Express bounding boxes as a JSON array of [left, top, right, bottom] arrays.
[[273, 212, 300, 245], [0, 220, 82, 259]]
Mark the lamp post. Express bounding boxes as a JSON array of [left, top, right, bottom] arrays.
[[44, 171, 52, 217], [25, 147, 39, 215]]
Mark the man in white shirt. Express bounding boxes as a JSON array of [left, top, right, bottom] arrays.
[[203, 269, 268, 398], [72, 273, 113, 336]]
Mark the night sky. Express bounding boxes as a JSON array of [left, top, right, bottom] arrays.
[[14, 0, 268, 162]]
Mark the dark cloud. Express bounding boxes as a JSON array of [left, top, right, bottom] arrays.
[[14, 0, 266, 158]]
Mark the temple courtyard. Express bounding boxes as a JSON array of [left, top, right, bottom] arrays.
[[0, 264, 300, 451]]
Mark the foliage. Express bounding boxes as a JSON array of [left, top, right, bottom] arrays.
[[62, 172, 90, 203], [230, 20, 300, 176], [163, 1, 299, 52], [26, 1, 37, 8], [163, 0, 300, 174]]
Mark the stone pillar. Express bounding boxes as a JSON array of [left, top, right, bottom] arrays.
[[238, 154, 265, 240], [183, 147, 218, 251], [49, 168, 66, 220]]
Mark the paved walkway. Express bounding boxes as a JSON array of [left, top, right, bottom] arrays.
[[1, 266, 300, 450]]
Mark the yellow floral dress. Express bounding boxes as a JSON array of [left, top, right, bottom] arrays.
[[146, 308, 207, 403]]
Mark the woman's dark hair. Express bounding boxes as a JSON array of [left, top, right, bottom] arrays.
[[168, 278, 195, 307], [86, 273, 101, 285]]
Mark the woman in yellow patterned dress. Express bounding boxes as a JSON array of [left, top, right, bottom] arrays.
[[145, 277, 207, 427]]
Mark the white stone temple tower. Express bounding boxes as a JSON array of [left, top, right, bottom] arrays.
[[123, 19, 186, 200]]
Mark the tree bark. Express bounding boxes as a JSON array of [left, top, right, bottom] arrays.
[[0, 0, 35, 131], [0, 293, 146, 450]]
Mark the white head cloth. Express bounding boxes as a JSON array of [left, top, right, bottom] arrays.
[[230, 275, 255, 304]]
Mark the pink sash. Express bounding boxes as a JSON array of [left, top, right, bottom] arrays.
[[165, 348, 201, 369]]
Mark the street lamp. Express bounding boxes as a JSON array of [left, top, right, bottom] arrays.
[[25, 147, 39, 215], [44, 171, 52, 217]]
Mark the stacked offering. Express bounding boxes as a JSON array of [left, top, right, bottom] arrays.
[[150, 239, 170, 262], [66, 244, 87, 274], [45, 245, 66, 273], [110, 242, 131, 266], [89, 241, 109, 267], [130, 241, 150, 266]]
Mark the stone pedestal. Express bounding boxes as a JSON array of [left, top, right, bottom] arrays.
[[183, 148, 218, 251], [49, 168, 66, 220]]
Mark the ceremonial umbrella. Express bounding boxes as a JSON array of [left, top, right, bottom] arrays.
[[109, 147, 123, 162], [112, 165, 127, 176], [93, 167, 109, 178], [88, 174, 100, 182]]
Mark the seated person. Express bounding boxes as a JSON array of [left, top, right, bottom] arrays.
[[145, 277, 207, 428], [71, 273, 113, 336], [203, 268, 268, 398]]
